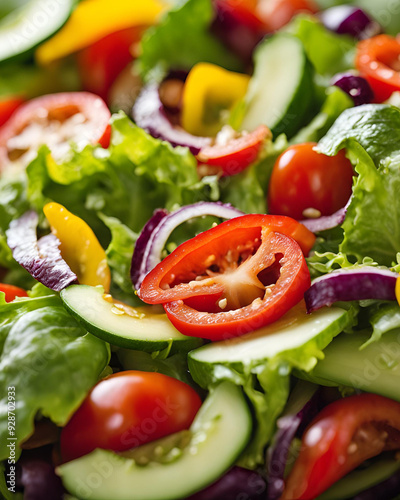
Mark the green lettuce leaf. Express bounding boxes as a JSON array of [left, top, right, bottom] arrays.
[[25, 113, 212, 248], [291, 87, 353, 144], [137, 0, 242, 82], [317, 104, 400, 266], [288, 15, 355, 77], [0, 293, 110, 461], [221, 134, 288, 214], [364, 303, 400, 348], [98, 214, 138, 303], [0, 175, 29, 268]]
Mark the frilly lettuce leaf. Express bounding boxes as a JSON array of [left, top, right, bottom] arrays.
[[137, 0, 242, 82], [288, 14, 355, 77], [0, 292, 110, 461], [25, 112, 213, 246], [98, 214, 139, 304], [317, 105, 400, 266]]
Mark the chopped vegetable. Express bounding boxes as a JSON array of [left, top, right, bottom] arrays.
[[43, 202, 111, 292]]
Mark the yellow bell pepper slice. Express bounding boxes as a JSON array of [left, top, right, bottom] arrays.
[[396, 276, 400, 306], [43, 202, 111, 292], [182, 63, 250, 137], [36, 0, 166, 65]]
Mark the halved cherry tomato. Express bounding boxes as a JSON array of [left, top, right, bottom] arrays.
[[356, 35, 400, 102], [268, 142, 354, 220], [138, 214, 313, 340], [0, 92, 111, 171], [0, 283, 28, 302], [77, 26, 144, 102], [196, 125, 271, 176], [60, 370, 202, 463], [282, 393, 400, 499], [0, 97, 24, 128]]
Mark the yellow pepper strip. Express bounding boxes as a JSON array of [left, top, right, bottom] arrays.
[[396, 276, 400, 306], [36, 0, 166, 65], [43, 202, 111, 292], [182, 63, 250, 137]]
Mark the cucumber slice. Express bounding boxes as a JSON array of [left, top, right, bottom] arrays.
[[239, 33, 314, 138], [57, 381, 252, 500], [60, 285, 202, 353], [0, 0, 74, 63], [189, 303, 351, 387], [307, 328, 400, 401]]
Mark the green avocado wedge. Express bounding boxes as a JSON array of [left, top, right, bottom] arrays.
[[0, 0, 74, 63], [57, 382, 252, 500], [60, 285, 203, 353]]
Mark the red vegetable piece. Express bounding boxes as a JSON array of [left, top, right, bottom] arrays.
[[139, 214, 313, 340], [196, 125, 271, 176], [60, 370, 202, 462], [282, 393, 400, 499]]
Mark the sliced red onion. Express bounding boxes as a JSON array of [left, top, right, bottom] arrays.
[[131, 202, 244, 290], [319, 5, 381, 39], [305, 267, 398, 313], [186, 466, 266, 500], [332, 73, 374, 106], [17, 459, 64, 500], [130, 208, 168, 289], [132, 83, 211, 155], [266, 382, 320, 500], [6, 211, 77, 292], [300, 206, 347, 233]]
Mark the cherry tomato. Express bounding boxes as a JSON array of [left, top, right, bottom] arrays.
[[77, 26, 144, 102], [0, 92, 111, 171], [0, 283, 28, 302], [282, 393, 400, 499], [60, 371, 202, 463], [268, 142, 354, 220], [138, 214, 313, 340], [196, 125, 271, 176], [356, 35, 400, 103], [0, 97, 24, 128]]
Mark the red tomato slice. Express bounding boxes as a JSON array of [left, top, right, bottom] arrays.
[[196, 125, 271, 176], [60, 370, 202, 462], [268, 142, 354, 220], [0, 92, 111, 171], [356, 34, 400, 102], [282, 393, 400, 499], [77, 26, 144, 102], [138, 214, 313, 340], [0, 97, 24, 128], [0, 283, 28, 302]]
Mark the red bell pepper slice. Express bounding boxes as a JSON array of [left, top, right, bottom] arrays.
[[356, 34, 400, 102], [138, 214, 313, 340]]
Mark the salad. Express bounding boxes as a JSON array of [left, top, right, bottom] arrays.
[[2, 0, 400, 498]]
